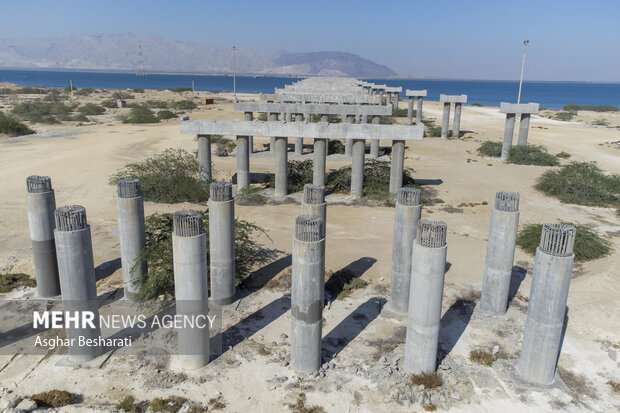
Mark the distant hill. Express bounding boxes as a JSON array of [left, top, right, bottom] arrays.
[[0, 34, 397, 78]]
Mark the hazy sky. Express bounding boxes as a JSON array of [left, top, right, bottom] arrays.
[[2, 0, 619, 81]]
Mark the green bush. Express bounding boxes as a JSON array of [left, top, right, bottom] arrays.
[[157, 110, 177, 120], [506, 145, 560, 166], [132, 88, 145, 93], [16, 86, 45, 94], [109, 148, 207, 203], [149, 396, 184, 413], [257, 112, 268, 121], [392, 107, 409, 117], [75, 87, 95, 96], [378, 115, 395, 124], [592, 118, 608, 126], [563, 104, 617, 112], [71, 113, 89, 122], [78, 103, 105, 115], [554, 111, 576, 121], [121, 105, 159, 124], [0, 272, 36, 293], [477, 141, 502, 157], [101, 99, 118, 108], [113, 91, 135, 100], [426, 125, 443, 137], [116, 395, 143, 413], [173, 100, 198, 110], [517, 223, 611, 262], [11, 102, 72, 123], [134, 212, 276, 301], [212, 135, 235, 156], [264, 160, 313, 193], [169, 87, 193, 93], [0, 113, 35, 136], [328, 139, 345, 155], [30, 390, 75, 408], [535, 162, 620, 207], [555, 151, 571, 159], [236, 186, 267, 205], [145, 99, 169, 109]]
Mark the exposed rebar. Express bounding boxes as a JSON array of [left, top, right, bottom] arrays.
[[173, 210, 204, 237], [210, 181, 233, 202], [26, 175, 52, 193], [494, 191, 520, 212], [539, 223, 576, 257], [55, 205, 88, 231], [117, 178, 142, 198], [295, 215, 324, 242], [303, 184, 325, 205], [397, 187, 421, 206], [416, 219, 447, 248]]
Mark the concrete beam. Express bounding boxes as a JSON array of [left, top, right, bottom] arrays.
[[406, 89, 428, 97], [440, 94, 467, 103], [262, 93, 379, 105], [234, 102, 392, 116], [499, 102, 539, 114], [181, 119, 424, 141]]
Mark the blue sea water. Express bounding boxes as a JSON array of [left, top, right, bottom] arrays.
[[1, 69, 618, 110]]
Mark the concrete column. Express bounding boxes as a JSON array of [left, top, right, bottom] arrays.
[[295, 113, 304, 156], [172, 210, 209, 369], [390, 188, 422, 314], [518, 224, 576, 385], [286, 112, 293, 122], [197, 135, 212, 184], [394, 92, 399, 110], [453, 103, 462, 138], [244, 112, 254, 154], [370, 116, 380, 157], [301, 184, 326, 243], [269, 112, 278, 154], [407, 97, 414, 124], [389, 140, 405, 194], [351, 139, 365, 196], [26, 175, 60, 297], [416, 97, 423, 125], [480, 192, 520, 315], [274, 136, 288, 198], [209, 182, 235, 306], [54, 205, 101, 363], [344, 115, 354, 157], [380, 89, 384, 105], [116, 179, 147, 300], [313, 139, 327, 187], [320, 114, 329, 123], [441, 102, 451, 138], [290, 215, 325, 373], [501, 113, 516, 161], [236, 135, 250, 189], [404, 220, 448, 374], [517, 113, 531, 145]]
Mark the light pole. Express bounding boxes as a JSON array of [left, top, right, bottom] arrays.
[[517, 40, 529, 104], [233, 46, 237, 102]]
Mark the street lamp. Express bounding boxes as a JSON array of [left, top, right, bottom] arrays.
[[233, 46, 237, 102], [517, 40, 530, 104]]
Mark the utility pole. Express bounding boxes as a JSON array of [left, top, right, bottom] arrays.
[[517, 40, 530, 104], [233, 46, 237, 102], [192, 80, 195, 92], [70, 80, 74, 102]]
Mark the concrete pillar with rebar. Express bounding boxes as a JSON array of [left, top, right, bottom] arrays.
[[301, 184, 326, 241], [290, 215, 325, 373], [209, 182, 236, 306], [390, 188, 422, 313], [404, 220, 448, 374], [26, 175, 60, 297], [172, 210, 210, 369], [517, 224, 575, 385], [479, 192, 520, 315], [116, 179, 147, 300]]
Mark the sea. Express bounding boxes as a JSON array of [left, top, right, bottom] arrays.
[[1, 69, 618, 110]]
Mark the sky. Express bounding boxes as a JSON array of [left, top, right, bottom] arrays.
[[1, 0, 619, 81]]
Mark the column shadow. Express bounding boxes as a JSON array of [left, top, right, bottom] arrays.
[[507, 265, 527, 307], [95, 257, 121, 281], [238, 254, 292, 297], [437, 298, 476, 366], [324, 257, 376, 303]]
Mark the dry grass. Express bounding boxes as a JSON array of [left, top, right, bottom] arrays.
[[30, 390, 76, 408], [422, 403, 438, 411], [557, 367, 597, 399], [469, 350, 496, 366], [287, 393, 325, 413], [149, 396, 185, 412], [410, 372, 442, 389], [208, 395, 226, 410], [607, 380, 620, 394]]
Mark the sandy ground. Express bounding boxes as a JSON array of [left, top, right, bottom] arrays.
[[0, 87, 619, 412]]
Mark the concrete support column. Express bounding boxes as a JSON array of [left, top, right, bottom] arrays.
[[407, 97, 414, 124], [344, 115, 355, 157], [517, 114, 531, 146], [441, 102, 451, 138], [197, 135, 212, 184], [404, 220, 448, 374], [380, 90, 384, 105], [54, 205, 101, 364], [370, 116, 380, 157], [394, 92, 400, 109], [26, 175, 60, 297], [453, 103, 462, 138], [390, 188, 422, 313], [269, 113, 278, 154], [290, 215, 325, 373], [172, 210, 209, 369], [244, 112, 253, 153], [313, 139, 327, 187], [116, 179, 147, 300], [236, 135, 250, 189], [209, 182, 236, 306], [274, 136, 288, 198], [389, 140, 405, 194], [480, 192, 520, 315], [501, 113, 516, 161], [351, 139, 365, 196], [518, 224, 576, 385], [295, 113, 304, 156], [416, 97, 423, 125]]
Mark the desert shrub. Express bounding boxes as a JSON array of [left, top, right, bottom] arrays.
[[608, 380, 620, 394], [113, 91, 135, 100], [30, 390, 76, 408], [78, 103, 105, 115], [0, 113, 35, 136], [121, 105, 159, 124], [149, 396, 184, 412], [109, 148, 207, 203], [173, 100, 198, 110], [286, 393, 325, 413], [116, 395, 143, 413], [101, 99, 118, 108], [132, 88, 145, 93], [312, 114, 341, 123], [535, 162, 620, 207], [324, 269, 369, 300], [134, 212, 275, 301], [257, 112, 268, 121], [392, 107, 409, 117], [517, 223, 611, 262], [11, 101, 72, 123], [75, 87, 95, 96], [554, 111, 576, 121], [471, 103, 485, 107], [506, 145, 559, 166], [16, 86, 45, 94], [43, 89, 65, 102], [71, 113, 89, 122], [212, 135, 235, 156], [555, 151, 571, 158], [592, 118, 608, 126], [264, 160, 313, 193], [410, 372, 442, 389], [379, 115, 395, 124], [469, 350, 496, 366], [563, 104, 617, 112], [157, 110, 177, 120], [208, 395, 226, 410], [236, 186, 267, 205], [426, 125, 443, 137], [0, 273, 36, 293], [477, 141, 502, 157], [169, 87, 193, 93], [328, 139, 345, 154], [145, 99, 169, 109]]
